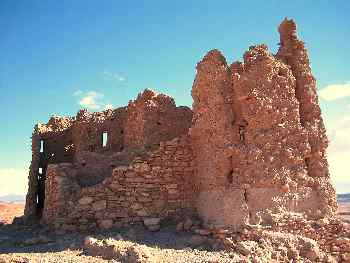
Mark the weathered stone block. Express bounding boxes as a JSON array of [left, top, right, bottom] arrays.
[[92, 200, 107, 211], [78, 196, 93, 205]]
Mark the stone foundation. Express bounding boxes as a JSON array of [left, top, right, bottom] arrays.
[[41, 136, 196, 230]]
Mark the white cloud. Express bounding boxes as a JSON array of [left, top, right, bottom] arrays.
[[0, 168, 28, 196], [319, 82, 350, 101], [104, 103, 114, 110], [103, 71, 125, 82], [76, 91, 114, 111], [78, 91, 104, 110], [327, 115, 350, 189]]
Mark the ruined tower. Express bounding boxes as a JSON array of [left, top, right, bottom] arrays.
[[23, 19, 337, 230], [190, 19, 337, 228]]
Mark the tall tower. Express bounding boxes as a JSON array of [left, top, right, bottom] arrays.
[[190, 20, 337, 229]]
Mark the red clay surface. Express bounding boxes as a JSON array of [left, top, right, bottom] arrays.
[[338, 201, 350, 221], [0, 202, 24, 224]]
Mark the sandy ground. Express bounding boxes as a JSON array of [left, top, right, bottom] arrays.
[[0, 199, 349, 262], [338, 200, 350, 222], [0, 223, 242, 263], [0, 202, 24, 224]]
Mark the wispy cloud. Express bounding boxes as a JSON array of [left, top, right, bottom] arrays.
[[103, 71, 126, 82], [79, 91, 103, 110], [74, 90, 113, 111], [319, 81, 350, 101]]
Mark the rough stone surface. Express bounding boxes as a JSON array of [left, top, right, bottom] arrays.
[[190, 19, 337, 228], [23, 19, 336, 233]]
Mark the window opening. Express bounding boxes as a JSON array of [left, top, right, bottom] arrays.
[[102, 132, 108, 147], [40, 140, 44, 153], [239, 125, 246, 142]]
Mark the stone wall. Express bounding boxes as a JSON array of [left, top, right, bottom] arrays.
[[23, 19, 337, 231], [124, 89, 193, 150], [24, 90, 193, 222], [41, 136, 196, 230], [24, 117, 74, 220]]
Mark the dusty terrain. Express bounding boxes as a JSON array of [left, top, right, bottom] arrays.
[[0, 200, 349, 262], [0, 202, 24, 224], [338, 197, 350, 222]]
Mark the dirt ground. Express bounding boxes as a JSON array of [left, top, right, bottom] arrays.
[[0, 199, 349, 262], [0, 223, 243, 263], [0, 202, 24, 224], [338, 200, 350, 222]]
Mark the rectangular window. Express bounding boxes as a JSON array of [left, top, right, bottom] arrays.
[[102, 132, 108, 147], [39, 168, 43, 174], [40, 140, 44, 153]]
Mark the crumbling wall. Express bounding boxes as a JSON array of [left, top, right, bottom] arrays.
[[24, 90, 193, 222], [276, 18, 337, 215], [190, 21, 337, 228], [189, 50, 247, 228], [24, 117, 74, 220], [42, 136, 196, 230], [124, 89, 192, 150], [72, 108, 127, 153], [24, 19, 337, 231], [24, 132, 41, 220], [229, 45, 324, 223]]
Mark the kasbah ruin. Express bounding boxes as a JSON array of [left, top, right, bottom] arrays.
[[16, 19, 350, 261]]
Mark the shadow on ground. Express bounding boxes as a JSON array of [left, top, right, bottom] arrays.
[[0, 224, 205, 255]]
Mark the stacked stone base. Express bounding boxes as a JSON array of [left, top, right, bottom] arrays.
[[41, 136, 197, 231]]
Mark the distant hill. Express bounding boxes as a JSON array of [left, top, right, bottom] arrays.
[[0, 194, 25, 203], [337, 193, 350, 202]]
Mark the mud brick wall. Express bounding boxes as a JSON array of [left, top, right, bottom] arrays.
[[124, 89, 193, 150], [24, 19, 337, 230], [190, 19, 337, 229], [41, 136, 196, 230]]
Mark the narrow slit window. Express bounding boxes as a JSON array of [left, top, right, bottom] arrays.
[[40, 140, 44, 153], [227, 170, 234, 184], [102, 132, 108, 147], [239, 125, 245, 142]]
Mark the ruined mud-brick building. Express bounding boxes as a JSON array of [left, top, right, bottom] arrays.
[[23, 19, 337, 230]]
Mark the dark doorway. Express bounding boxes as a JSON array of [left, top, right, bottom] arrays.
[[36, 167, 46, 217]]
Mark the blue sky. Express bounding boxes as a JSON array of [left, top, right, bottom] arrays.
[[0, 0, 349, 195]]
